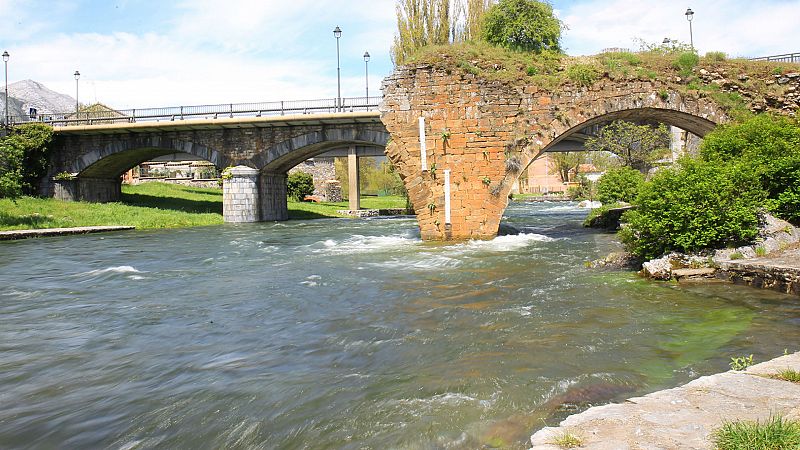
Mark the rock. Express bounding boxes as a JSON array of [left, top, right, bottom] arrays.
[[778, 77, 791, 85], [786, 72, 800, 78], [588, 252, 641, 270], [641, 254, 673, 280], [672, 267, 717, 281], [577, 200, 602, 209]]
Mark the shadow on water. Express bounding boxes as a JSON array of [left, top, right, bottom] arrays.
[[121, 193, 222, 214]]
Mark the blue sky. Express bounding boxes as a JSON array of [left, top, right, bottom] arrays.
[[1, 0, 799, 109]]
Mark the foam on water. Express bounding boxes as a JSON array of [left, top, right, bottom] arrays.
[[312, 233, 421, 255]]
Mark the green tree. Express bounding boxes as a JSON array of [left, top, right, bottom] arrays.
[[480, 0, 563, 53], [620, 158, 764, 259], [596, 166, 644, 204], [585, 120, 670, 173], [700, 114, 800, 224], [0, 123, 54, 199], [286, 171, 315, 201], [548, 151, 585, 183]]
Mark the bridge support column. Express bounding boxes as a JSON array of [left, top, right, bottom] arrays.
[[260, 172, 289, 221], [223, 166, 260, 223], [53, 177, 121, 203], [347, 146, 360, 211]]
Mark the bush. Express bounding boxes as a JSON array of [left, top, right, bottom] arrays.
[[705, 51, 727, 61], [701, 114, 800, 224], [0, 123, 54, 199], [286, 171, 315, 201], [620, 158, 764, 260], [566, 63, 600, 87], [481, 0, 563, 53], [673, 51, 700, 77], [596, 166, 644, 204]]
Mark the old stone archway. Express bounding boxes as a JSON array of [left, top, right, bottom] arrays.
[[379, 66, 729, 240]]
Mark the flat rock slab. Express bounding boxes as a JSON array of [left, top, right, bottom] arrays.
[[0, 226, 135, 241], [530, 352, 800, 449], [672, 268, 717, 280]]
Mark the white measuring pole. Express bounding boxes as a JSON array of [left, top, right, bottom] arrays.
[[443, 169, 451, 225], [418, 116, 428, 171]]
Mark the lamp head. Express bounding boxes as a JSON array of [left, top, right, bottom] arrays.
[[74, 70, 80, 80], [364, 51, 370, 62], [333, 26, 342, 39], [2, 51, 8, 62], [685, 8, 694, 21]]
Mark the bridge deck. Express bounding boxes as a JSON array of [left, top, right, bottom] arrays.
[[53, 111, 382, 135]]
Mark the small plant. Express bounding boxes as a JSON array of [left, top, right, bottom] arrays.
[[713, 416, 800, 450], [673, 51, 700, 77], [482, 149, 490, 159], [755, 246, 767, 257], [481, 176, 491, 186], [729, 354, 754, 371], [658, 89, 669, 101], [566, 63, 599, 87], [705, 51, 727, 61], [772, 369, 800, 383], [429, 162, 437, 178], [474, 130, 483, 137], [440, 129, 451, 144], [53, 171, 75, 181], [526, 65, 537, 76], [221, 167, 234, 181], [772, 66, 785, 75], [505, 155, 522, 173], [550, 431, 583, 448], [729, 251, 744, 260], [457, 60, 479, 76], [427, 202, 436, 213]]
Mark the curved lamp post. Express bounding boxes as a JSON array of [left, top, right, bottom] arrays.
[[333, 26, 342, 112], [363, 51, 370, 101], [3, 51, 9, 128], [685, 8, 695, 51], [74, 70, 81, 118]]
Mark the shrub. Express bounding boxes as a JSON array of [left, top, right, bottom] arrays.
[[566, 63, 599, 87], [0, 123, 54, 199], [705, 51, 727, 61], [596, 166, 645, 204], [620, 158, 764, 260], [481, 0, 563, 53], [286, 171, 315, 201], [701, 114, 800, 224], [673, 51, 700, 77]]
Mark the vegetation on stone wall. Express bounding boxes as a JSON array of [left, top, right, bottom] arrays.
[[0, 123, 54, 199], [286, 171, 315, 201]]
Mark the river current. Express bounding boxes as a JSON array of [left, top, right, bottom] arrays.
[[1, 202, 798, 449]]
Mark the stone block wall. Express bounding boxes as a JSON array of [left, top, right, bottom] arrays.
[[380, 65, 728, 240], [288, 157, 336, 196], [223, 166, 260, 223]]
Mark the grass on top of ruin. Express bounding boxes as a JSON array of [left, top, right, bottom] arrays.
[[0, 182, 409, 231], [404, 41, 795, 116]]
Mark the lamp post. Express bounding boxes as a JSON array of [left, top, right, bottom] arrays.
[[685, 8, 695, 51], [333, 26, 342, 112], [3, 51, 9, 128], [363, 51, 370, 101], [74, 70, 80, 119]]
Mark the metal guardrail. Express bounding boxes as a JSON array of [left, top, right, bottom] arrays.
[[749, 52, 800, 63], [8, 96, 382, 127]]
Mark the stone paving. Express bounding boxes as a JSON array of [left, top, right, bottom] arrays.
[[0, 226, 135, 241], [530, 352, 800, 449]]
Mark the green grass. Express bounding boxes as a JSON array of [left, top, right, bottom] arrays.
[[550, 432, 583, 448], [772, 369, 800, 383], [0, 182, 410, 231], [713, 416, 800, 450]]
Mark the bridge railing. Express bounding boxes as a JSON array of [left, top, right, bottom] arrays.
[[749, 52, 800, 63], [8, 96, 382, 127]]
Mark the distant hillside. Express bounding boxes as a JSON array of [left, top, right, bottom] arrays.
[[6, 79, 76, 119]]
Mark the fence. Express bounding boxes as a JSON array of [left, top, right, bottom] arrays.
[[749, 52, 800, 63], [8, 96, 382, 127]]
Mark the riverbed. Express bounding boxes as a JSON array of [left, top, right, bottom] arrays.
[[1, 202, 797, 449]]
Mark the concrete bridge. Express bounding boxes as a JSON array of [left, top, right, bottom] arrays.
[[43, 72, 734, 240]]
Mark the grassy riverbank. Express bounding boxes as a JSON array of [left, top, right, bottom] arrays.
[[0, 182, 409, 231]]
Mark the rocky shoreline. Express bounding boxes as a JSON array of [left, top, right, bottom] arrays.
[[529, 352, 800, 449]]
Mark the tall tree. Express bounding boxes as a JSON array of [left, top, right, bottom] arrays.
[[549, 152, 586, 183], [585, 120, 670, 173], [481, 0, 563, 53]]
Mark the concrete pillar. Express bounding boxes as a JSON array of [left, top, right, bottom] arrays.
[[347, 146, 360, 210], [260, 172, 289, 221], [223, 165, 260, 223]]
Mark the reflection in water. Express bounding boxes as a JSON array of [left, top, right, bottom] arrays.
[[0, 202, 798, 449]]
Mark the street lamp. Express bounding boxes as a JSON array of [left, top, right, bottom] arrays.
[[363, 51, 370, 101], [2, 51, 9, 128], [333, 26, 342, 112], [685, 8, 695, 51], [74, 70, 80, 118]]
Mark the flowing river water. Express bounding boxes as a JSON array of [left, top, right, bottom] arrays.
[[1, 202, 798, 449]]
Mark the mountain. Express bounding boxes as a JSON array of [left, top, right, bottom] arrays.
[[6, 79, 76, 119]]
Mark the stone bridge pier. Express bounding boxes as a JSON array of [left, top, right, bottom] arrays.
[[220, 167, 290, 223]]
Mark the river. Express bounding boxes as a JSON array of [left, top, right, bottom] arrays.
[[1, 201, 798, 449]]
